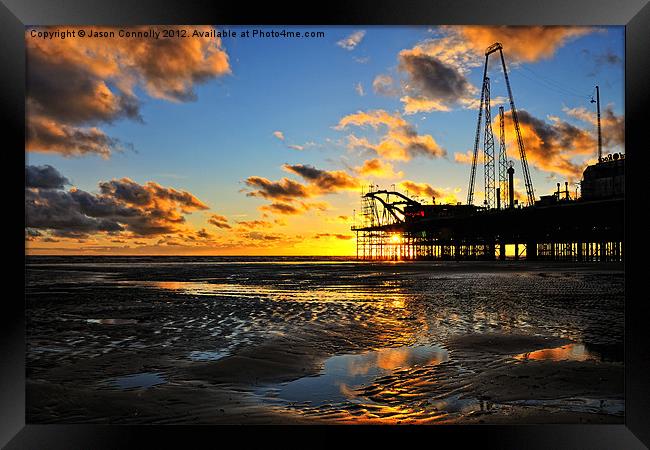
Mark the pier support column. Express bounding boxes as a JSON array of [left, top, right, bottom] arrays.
[[499, 242, 506, 261], [487, 242, 496, 261], [577, 241, 583, 262], [526, 241, 537, 260], [514, 243, 519, 261]]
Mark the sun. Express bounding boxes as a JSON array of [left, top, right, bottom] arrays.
[[390, 234, 401, 244]]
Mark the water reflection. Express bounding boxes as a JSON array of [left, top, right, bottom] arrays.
[[188, 350, 227, 361], [269, 345, 448, 406], [109, 372, 166, 390], [515, 344, 600, 362], [119, 279, 412, 306]]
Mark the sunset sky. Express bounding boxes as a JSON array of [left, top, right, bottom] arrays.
[[25, 25, 624, 255]]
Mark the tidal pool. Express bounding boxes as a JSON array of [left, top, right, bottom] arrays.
[[188, 350, 228, 361], [264, 345, 449, 406], [110, 372, 166, 390], [514, 343, 601, 362]]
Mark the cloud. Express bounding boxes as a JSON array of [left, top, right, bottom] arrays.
[[196, 228, 214, 240], [272, 132, 312, 151], [25, 164, 70, 189], [336, 109, 446, 160], [456, 108, 617, 180], [337, 31, 366, 50], [259, 202, 302, 215], [98, 178, 208, 211], [244, 176, 311, 201], [594, 50, 623, 66], [242, 232, 283, 241], [453, 26, 594, 63], [26, 116, 130, 158], [25, 228, 42, 241], [383, 26, 594, 114], [562, 104, 624, 148], [208, 214, 231, 229], [244, 164, 352, 217], [257, 199, 329, 217], [26, 166, 209, 238], [582, 49, 623, 76], [454, 150, 474, 165], [398, 47, 477, 109], [314, 233, 353, 240], [243, 164, 348, 217], [355, 82, 366, 96], [512, 110, 597, 179], [282, 164, 360, 192], [398, 180, 442, 199], [400, 96, 450, 114], [372, 74, 399, 96], [398, 180, 460, 204], [26, 26, 231, 157], [582, 48, 623, 71], [236, 220, 273, 230], [355, 158, 404, 179]]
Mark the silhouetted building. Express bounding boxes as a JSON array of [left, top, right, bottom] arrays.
[[580, 153, 625, 201]]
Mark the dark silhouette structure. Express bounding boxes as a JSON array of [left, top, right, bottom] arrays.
[[352, 43, 623, 262]]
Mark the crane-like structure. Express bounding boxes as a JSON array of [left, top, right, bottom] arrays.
[[483, 77, 496, 209], [498, 105, 509, 208], [467, 42, 535, 207]]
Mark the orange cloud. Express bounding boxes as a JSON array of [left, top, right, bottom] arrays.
[[259, 202, 302, 215], [397, 180, 459, 204], [454, 150, 474, 165], [355, 158, 404, 179], [235, 220, 274, 230], [244, 176, 311, 201], [26, 165, 209, 238], [400, 96, 450, 114], [314, 233, 353, 240], [26, 25, 231, 157], [245, 165, 353, 218], [282, 164, 360, 192], [562, 104, 624, 149], [453, 26, 594, 63], [504, 110, 595, 180], [454, 109, 606, 180], [453, 103, 619, 180], [26, 116, 127, 159], [398, 180, 442, 199], [389, 26, 594, 114], [336, 110, 446, 161], [258, 201, 328, 216], [208, 214, 231, 229]]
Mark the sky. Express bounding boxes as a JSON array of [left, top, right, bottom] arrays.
[[25, 25, 625, 255]]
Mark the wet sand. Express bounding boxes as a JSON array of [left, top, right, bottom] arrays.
[[26, 257, 624, 424]]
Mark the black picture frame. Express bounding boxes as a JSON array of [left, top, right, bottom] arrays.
[[3, 0, 649, 447]]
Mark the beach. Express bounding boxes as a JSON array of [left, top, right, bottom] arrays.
[[26, 257, 624, 424]]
